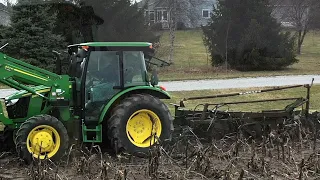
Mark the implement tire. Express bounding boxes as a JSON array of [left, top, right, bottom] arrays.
[[15, 114, 69, 164], [107, 94, 174, 155]]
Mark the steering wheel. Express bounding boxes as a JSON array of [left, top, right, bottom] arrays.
[[85, 70, 102, 86]]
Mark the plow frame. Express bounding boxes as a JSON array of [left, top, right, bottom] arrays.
[[172, 79, 317, 139]]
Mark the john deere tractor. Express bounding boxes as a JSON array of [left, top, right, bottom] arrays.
[[0, 42, 174, 164]]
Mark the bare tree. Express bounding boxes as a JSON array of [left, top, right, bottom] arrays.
[[309, 6, 320, 30], [161, 0, 202, 64], [289, 0, 312, 54], [271, 0, 320, 54], [167, 0, 176, 64]]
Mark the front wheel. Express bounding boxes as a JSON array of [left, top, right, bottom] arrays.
[[107, 94, 174, 155], [15, 115, 69, 164]]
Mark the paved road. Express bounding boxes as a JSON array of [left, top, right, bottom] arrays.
[[159, 74, 320, 91], [0, 75, 319, 98]]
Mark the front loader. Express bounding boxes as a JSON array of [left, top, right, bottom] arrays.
[[0, 42, 174, 164]]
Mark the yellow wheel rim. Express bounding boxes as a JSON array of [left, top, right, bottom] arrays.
[[26, 125, 61, 159], [126, 109, 162, 148]]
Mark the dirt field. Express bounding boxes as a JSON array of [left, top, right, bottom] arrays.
[[2, 84, 320, 180], [2, 122, 320, 180]]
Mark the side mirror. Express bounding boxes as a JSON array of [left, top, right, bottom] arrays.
[[150, 69, 159, 86], [76, 49, 87, 63]]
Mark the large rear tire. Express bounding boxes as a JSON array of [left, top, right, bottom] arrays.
[[107, 94, 174, 155], [15, 114, 69, 164]]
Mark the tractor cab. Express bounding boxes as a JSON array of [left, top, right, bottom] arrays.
[[67, 42, 155, 86], [66, 42, 164, 140]]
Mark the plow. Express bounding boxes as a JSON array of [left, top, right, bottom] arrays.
[[0, 41, 319, 165], [172, 79, 319, 143]]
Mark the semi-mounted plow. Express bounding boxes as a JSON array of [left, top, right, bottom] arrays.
[[172, 79, 318, 141]]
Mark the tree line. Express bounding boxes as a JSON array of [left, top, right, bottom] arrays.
[[201, 0, 320, 71], [0, 0, 158, 72], [1, 0, 320, 72]]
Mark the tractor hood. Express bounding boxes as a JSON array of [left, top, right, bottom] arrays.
[[4, 85, 50, 101]]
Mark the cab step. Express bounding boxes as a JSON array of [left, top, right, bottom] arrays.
[[82, 123, 102, 143]]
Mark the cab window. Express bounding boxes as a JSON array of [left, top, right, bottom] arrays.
[[123, 51, 147, 87], [86, 51, 120, 87]]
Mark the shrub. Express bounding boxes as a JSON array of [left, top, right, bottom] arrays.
[[177, 22, 187, 30], [202, 0, 298, 71], [150, 22, 163, 31]]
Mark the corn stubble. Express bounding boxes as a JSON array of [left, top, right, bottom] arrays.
[[1, 116, 320, 180]]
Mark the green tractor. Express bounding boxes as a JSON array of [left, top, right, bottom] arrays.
[[0, 42, 174, 164]]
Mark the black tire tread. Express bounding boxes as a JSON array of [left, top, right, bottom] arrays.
[[15, 114, 69, 164], [107, 94, 174, 154]]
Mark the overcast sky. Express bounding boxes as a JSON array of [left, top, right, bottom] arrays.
[[0, 0, 142, 5], [0, 0, 15, 5]]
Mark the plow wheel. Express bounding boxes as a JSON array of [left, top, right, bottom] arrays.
[[15, 115, 69, 164], [107, 94, 174, 155]]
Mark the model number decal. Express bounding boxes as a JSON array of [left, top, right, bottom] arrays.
[[5, 65, 13, 71]]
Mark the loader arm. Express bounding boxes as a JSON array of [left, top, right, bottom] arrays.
[[0, 52, 71, 99], [0, 52, 61, 94], [0, 52, 72, 127]]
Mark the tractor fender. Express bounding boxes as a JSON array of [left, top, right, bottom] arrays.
[[98, 86, 171, 124]]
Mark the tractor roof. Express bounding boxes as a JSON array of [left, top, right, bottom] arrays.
[[68, 42, 152, 48]]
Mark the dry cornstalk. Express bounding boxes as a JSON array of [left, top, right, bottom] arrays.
[[299, 158, 305, 180]]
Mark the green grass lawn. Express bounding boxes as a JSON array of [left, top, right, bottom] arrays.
[[1, 85, 319, 131], [156, 29, 320, 81], [164, 84, 320, 113]]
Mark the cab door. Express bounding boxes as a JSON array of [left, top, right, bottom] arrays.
[[82, 50, 121, 124]]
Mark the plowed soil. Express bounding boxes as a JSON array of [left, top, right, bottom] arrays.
[[2, 129, 320, 180]]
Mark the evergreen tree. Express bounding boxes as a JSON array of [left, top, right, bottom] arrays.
[[80, 0, 160, 43], [2, 0, 67, 72], [49, 0, 104, 44], [0, 25, 8, 46], [202, 0, 298, 71]]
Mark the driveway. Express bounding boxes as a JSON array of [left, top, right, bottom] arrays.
[[159, 74, 320, 91]]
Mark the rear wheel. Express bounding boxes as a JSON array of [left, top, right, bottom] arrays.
[[15, 115, 69, 164], [107, 94, 174, 155]]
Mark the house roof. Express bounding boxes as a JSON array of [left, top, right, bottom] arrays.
[[155, 0, 169, 8], [137, 0, 170, 9], [137, 0, 157, 8], [137, 0, 146, 7]]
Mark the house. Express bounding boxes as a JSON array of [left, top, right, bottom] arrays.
[[270, 0, 298, 28], [0, 3, 10, 26], [269, 0, 317, 28], [137, 0, 216, 29], [137, 0, 314, 30]]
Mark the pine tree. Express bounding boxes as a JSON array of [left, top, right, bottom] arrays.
[[202, 0, 298, 71], [80, 0, 159, 42], [3, 0, 67, 72]]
